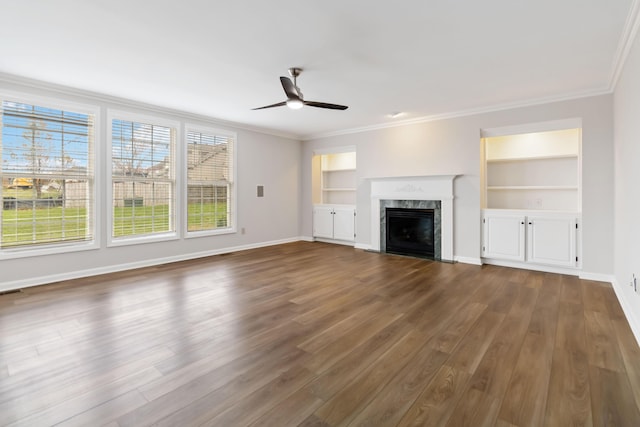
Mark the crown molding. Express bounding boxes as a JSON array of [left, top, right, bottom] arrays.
[[608, 0, 640, 91], [302, 87, 611, 141], [0, 72, 302, 141]]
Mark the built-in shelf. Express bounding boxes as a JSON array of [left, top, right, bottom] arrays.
[[314, 151, 357, 205], [482, 127, 581, 211], [323, 167, 356, 172], [486, 153, 578, 163], [487, 185, 578, 191]]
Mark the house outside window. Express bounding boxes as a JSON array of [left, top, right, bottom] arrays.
[[185, 125, 236, 236], [108, 111, 177, 245]]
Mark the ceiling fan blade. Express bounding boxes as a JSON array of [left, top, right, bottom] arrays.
[[304, 101, 349, 110], [280, 76, 300, 99], [251, 101, 287, 110]]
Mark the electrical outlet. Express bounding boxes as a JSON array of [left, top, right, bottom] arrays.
[[241, 227, 246, 235]]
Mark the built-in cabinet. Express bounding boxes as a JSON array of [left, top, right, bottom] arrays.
[[482, 210, 579, 269], [482, 212, 526, 261], [313, 205, 356, 242], [481, 123, 582, 272], [312, 149, 357, 244]]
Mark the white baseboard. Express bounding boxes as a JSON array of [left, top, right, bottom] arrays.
[[312, 237, 355, 247], [1, 237, 302, 293], [481, 258, 580, 276], [579, 271, 615, 283], [354, 243, 372, 250], [454, 256, 482, 265], [611, 278, 640, 347], [299, 235, 314, 242]]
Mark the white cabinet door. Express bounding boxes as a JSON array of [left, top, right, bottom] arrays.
[[483, 213, 526, 261], [313, 207, 335, 239], [527, 216, 576, 267], [333, 207, 355, 241]]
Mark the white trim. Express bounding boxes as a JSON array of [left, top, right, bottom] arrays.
[[299, 235, 314, 242], [302, 89, 608, 141], [108, 109, 181, 131], [481, 258, 580, 276], [0, 241, 100, 260], [106, 109, 180, 247], [0, 89, 102, 119], [455, 256, 483, 265], [107, 232, 180, 247], [0, 70, 615, 144], [611, 278, 640, 347], [312, 145, 356, 155], [0, 90, 101, 258], [608, 0, 640, 90], [0, 237, 302, 293], [313, 237, 355, 247], [579, 271, 615, 283], [354, 242, 372, 250], [480, 118, 583, 138], [0, 72, 301, 141], [183, 123, 238, 237], [185, 228, 236, 239]]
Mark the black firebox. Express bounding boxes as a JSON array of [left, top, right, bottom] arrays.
[[385, 208, 435, 258]]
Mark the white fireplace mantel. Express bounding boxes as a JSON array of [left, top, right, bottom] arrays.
[[369, 175, 458, 261]]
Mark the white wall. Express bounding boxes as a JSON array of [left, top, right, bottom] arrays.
[[0, 77, 301, 290], [302, 95, 614, 275], [613, 26, 640, 340]]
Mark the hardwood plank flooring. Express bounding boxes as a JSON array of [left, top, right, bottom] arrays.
[[1, 241, 639, 426]]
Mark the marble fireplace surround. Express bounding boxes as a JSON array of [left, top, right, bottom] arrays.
[[369, 175, 457, 262]]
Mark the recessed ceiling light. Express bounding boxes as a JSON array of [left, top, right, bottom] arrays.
[[389, 112, 404, 118]]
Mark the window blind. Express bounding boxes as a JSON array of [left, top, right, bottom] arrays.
[[0, 100, 94, 248], [111, 118, 175, 238], [186, 130, 234, 232]]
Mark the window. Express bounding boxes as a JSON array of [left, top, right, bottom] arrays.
[[186, 126, 235, 234], [0, 99, 95, 251], [110, 113, 176, 242]]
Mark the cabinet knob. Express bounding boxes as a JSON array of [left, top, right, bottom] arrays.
[[528, 222, 532, 225], [521, 221, 524, 225]]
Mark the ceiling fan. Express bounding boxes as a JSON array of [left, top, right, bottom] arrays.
[[252, 68, 348, 111]]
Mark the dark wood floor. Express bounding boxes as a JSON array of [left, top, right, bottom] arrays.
[[1, 242, 639, 426]]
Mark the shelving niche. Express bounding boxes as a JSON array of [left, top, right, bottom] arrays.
[[319, 151, 356, 205], [483, 128, 581, 211]]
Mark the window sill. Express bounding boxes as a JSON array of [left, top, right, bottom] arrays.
[[185, 227, 236, 239], [0, 241, 99, 260], [107, 232, 179, 247]]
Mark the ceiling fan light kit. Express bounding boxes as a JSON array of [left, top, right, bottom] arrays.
[[253, 68, 348, 111], [286, 98, 304, 110]]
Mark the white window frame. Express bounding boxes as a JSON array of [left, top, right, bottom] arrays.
[[184, 124, 237, 238], [0, 90, 100, 260], [107, 109, 180, 247]]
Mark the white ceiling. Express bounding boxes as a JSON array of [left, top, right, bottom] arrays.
[[0, 1, 635, 140]]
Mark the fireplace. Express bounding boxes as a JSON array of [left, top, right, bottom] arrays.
[[369, 175, 456, 261], [386, 208, 435, 258]]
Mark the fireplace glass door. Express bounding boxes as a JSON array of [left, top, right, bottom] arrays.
[[385, 208, 435, 258]]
